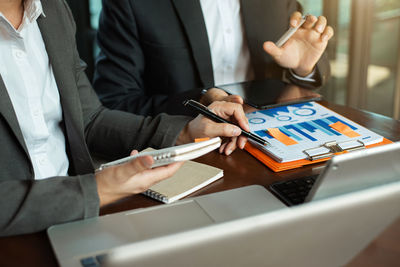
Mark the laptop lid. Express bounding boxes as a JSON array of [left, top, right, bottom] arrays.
[[106, 181, 400, 267], [48, 185, 286, 267], [307, 142, 400, 202]]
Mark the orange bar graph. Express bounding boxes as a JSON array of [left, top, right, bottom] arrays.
[[329, 121, 360, 138], [267, 128, 298, 146]]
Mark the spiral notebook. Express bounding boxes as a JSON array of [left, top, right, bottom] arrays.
[[143, 159, 223, 204]]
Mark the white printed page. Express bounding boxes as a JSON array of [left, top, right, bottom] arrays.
[[246, 102, 384, 162]]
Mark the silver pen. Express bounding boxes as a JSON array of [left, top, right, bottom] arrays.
[[276, 16, 307, 48]]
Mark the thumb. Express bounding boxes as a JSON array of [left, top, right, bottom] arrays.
[[263, 41, 282, 59], [128, 155, 154, 173], [209, 122, 241, 138], [225, 95, 244, 105]]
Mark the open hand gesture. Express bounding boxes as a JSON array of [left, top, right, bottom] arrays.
[[263, 12, 334, 77]]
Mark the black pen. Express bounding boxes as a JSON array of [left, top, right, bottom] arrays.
[[183, 99, 270, 147]]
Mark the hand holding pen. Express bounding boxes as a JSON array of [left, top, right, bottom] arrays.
[[263, 12, 334, 77], [184, 100, 270, 155]]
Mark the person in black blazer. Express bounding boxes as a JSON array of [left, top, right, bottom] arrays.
[[0, 0, 249, 236], [93, 0, 333, 116]]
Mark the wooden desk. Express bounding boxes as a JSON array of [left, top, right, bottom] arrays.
[[0, 102, 399, 267]]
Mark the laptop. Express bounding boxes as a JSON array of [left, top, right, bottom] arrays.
[[106, 181, 400, 267], [270, 141, 400, 205], [47, 142, 400, 267]]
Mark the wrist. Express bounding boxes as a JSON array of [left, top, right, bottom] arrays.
[[95, 172, 111, 207], [176, 123, 191, 145], [292, 66, 315, 77], [95, 169, 121, 207], [199, 88, 228, 106]]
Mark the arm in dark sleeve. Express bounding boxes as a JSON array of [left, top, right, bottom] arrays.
[[0, 1, 101, 237], [0, 0, 190, 237], [69, 5, 191, 160], [0, 173, 99, 237], [93, 0, 201, 116]]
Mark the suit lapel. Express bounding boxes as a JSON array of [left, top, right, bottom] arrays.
[[37, 1, 78, 122], [241, 0, 286, 79], [172, 0, 214, 87], [0, 76, 29, 156], [37, 0, 94, 174]]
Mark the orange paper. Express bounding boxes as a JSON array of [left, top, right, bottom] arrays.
[[267, 128, 298, 146], [329, 121, 361, 138], [194, 137, 210, 143], [245, 138, 393, 172]]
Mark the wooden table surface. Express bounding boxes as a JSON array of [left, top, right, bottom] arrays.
[[0, 101, 399, 267]]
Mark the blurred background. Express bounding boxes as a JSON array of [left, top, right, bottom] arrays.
[[66, 0, 400, 120]]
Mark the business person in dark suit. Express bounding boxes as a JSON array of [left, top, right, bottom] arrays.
[[93, 0, 333, 116], [0, 0, 249, 236]]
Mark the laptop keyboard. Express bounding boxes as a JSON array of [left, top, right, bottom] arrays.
[[80, 254, 107, 267], [269, 175, 318, 206]]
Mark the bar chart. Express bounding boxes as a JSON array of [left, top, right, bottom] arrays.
[[247, 102, 384, 162]]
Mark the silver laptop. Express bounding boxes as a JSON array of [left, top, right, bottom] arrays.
[[270, 141, 400, 205], [48, 142, 400, 267], [107, 181, 400, 267]]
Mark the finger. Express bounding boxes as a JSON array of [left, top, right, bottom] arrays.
[[206, 121, 241, 138], [263, 41, 283, 59], [290, 11, 303, 27], [210, 102, 250, 132], [219, 142, 228, 154], [223, 137, 238, 156], [129, 155, 154, 172], [302, 15, 318, 29], [314, 16, 327, 34], [225, 94, 244, 105], [238, 136, 248, 149], [321, 26, 334, 42], [130, 150, 139, 156], [138, 161, 184, 188], [230, 105, 250, 132]]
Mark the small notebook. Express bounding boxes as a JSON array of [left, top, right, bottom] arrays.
[[143, 160, 223, 204]]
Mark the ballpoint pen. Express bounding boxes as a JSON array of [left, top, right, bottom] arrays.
[[183, 99, 270, 147], [276, 16, 307, 48]]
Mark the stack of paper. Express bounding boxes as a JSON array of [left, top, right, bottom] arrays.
[[245, 102, 390, 171]]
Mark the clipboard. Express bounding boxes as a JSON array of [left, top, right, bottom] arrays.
[[245, 138, 393, 172], [244, 101, 394, 172]]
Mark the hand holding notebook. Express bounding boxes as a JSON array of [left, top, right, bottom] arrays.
[[97, 137, 222, 171]]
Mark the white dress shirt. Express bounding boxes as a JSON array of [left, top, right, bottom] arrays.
[[0, 0, 69, 180], [199, 0, 315, 86], [199, 0, 254, 86]]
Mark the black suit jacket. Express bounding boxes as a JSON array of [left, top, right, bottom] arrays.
[[0, 0, 190, 236], [93, 0, 330, 116]]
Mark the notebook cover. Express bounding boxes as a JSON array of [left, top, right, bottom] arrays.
[[143, 160, 223, 203], [245, 138, 393, 172]]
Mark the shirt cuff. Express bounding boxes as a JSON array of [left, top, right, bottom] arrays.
[[289, 68, 317, 83]]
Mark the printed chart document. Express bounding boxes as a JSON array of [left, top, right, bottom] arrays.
[[246, 102, 384, 163]]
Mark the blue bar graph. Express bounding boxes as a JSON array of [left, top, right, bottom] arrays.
[[278, 127, 302, 141], [253, 116, 360, 143], [314, 119, 341, 136], [255, 130, 273, 139], [308, 121, 335, 136], [326, 116, 357, 130], [284, 125, 318, 141], [299, 122, 315, 132]]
